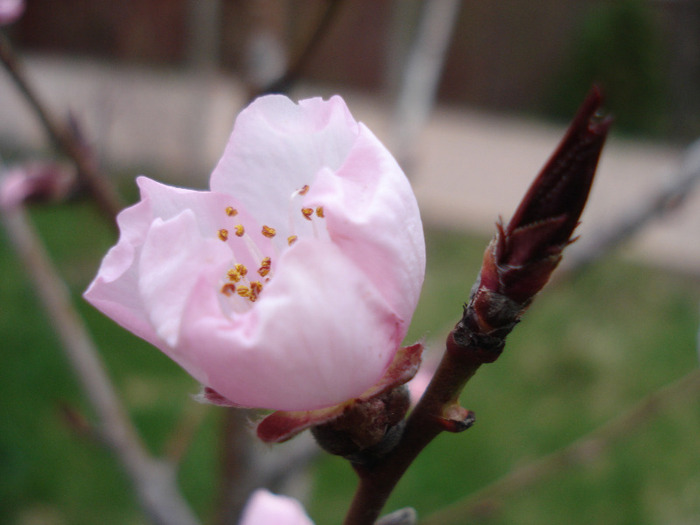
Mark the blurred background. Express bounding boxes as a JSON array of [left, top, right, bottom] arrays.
[[1, 1, 699, 524]]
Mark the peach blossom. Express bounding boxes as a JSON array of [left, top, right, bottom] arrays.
[[85, 95, 425, 411]]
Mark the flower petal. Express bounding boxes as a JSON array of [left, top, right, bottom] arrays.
[[210, 95, 359, 233], [85, 178, 233, 346], [138, 210, 230, 348], [85, 95, 427, 416], [239, 489, 314, 525], [211, 94, 425, 328], [309, 124, 425, 324], [177, 239, 403, 411], [84, 195, 161, 347]]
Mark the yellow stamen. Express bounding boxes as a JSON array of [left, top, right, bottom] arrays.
[[225, 206, 238, 217], [301, 208, 314, 221], [315, 206, 324, 218], [237, 286, 250, 298], [287, 235, 298, 246], [227, 269, 241, 282], [250, 281, 263, 295], [299, 184, 310, 195], [218, 229, 229, 241], [234, 224, 245, 237], [235, 263, 248, 277], [220, 283, 236, 296], [261, 225, 276, 238]]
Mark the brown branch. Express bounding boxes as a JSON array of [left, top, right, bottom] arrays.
[[215, 409, 257, 525], [420, 367, 700, 524], [0, 31, 124, 224], [0, 203, 199, 525], [215, 408, 320, 524]]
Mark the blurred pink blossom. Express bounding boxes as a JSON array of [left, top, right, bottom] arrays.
[[84, 95, 425, 411], [239, 489, 314, 525], [0, 162, 75, 209], [0, 0, 24, 25]]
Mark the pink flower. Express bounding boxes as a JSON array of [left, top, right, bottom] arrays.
[[0, 162, 75, 209], [239, 489, 314, 525], [0, 0, 24, 25], [84, 95, 425, 411]]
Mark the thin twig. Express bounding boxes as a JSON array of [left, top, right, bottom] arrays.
[[257, 434, 319, 490], [420, 368, 700, 525], [0, 203, 199, 525], [0, 31, 124, 223], [562, 137, 700, 276], [215, 409, 320, 525], [247, 0, 345, 102], [163, 401, 210, 465], [216, 409, 257, 525]]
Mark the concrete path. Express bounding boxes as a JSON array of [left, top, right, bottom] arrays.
[[1, 56, 698, 275]]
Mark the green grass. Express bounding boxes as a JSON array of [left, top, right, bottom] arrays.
[[1, 206, 699, 524]]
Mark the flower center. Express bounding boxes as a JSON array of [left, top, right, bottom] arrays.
[[216, 184, 326, 313]]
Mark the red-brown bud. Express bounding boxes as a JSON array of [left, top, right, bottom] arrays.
[[473, 87, 611, 331], [311, 385, 411, 464]]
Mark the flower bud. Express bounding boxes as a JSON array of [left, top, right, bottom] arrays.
[[470, 87, 611, 334], [449, 87, 611, 365], [311, 385, 410, 465]]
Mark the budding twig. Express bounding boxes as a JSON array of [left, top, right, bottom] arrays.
[[342, 87, 611, 525]]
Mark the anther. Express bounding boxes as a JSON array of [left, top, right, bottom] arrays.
[[315, 206, 324, 218], [258, 257, 272, 277], [225, 206, 238, 217], [288, 235, 298, 246], [235, 263, 248, 277], [220, 283, 236, 296], [218, 229, 229, 241], [299, 185, 310, 195], [301, 208, 314, 221], [261, 225, 277, 238], [227, 269, 241, 282], [250, 281, 263, 295], [234, 225, 245, 237]]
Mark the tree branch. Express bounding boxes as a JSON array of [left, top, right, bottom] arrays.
[[342, 87, 610, 525], [0, 31, 123, 224], [0, 202, 199, 525], [562, 137, 700, 275]]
